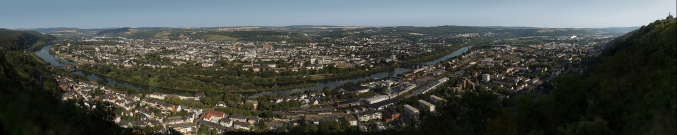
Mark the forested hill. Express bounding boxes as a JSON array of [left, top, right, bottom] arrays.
[[0, 29, 56, 51], [412, 19, 676, 135], [0, 29, 125, 134], [578, 19, 676, 134]]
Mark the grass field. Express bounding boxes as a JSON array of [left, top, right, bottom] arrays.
[[155, 31, 170, 38]]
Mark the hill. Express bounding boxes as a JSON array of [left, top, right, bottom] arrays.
[[0, 29, 56, 50], [418, 19, 676, 135], [1, 29, 126, 135], [96, 27, 134, 36]]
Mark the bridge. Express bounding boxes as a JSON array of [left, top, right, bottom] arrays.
[[396, 61, 430, 69], [46, 65, 80, 71]]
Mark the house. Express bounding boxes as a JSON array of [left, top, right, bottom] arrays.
[[383, 109, 400, 122], [217, 101, 227, 107], [233, 121, 251, 130], [166, 116, 186, 124], [219, 118, 233, 127], [274, 97, 284, 103], [203, 121, 227, 134], [247, 116, 259, 124], [335, 99, 360, 108], [186, 112, 197, 122], [203, 111, 226, 122], [345, 115, 358, 126], [229, 113, 247, 122], [310, 99, 320, 105], [357, 110, 382, 122], [168, 123, 195, 134], [149, 92, 166, 99], [194, 92, 206, 99]]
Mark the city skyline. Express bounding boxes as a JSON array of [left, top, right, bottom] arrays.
[[1, 0, 675, 29]]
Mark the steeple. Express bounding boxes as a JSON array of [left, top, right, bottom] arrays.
[[668, 12, 675, 20]]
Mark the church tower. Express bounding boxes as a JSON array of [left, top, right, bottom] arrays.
[[667, 12, 675, 20]]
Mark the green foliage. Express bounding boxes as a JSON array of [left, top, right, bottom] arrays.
[[256, 120, 268, 131], [97, 27, 133, 36], [418, 89, 503, 135], [490, 19, 676, 135], [318, 120, 341, 133], [1, 34, 123, 135], [0, 28, 56, 51], [415, 20, 675, 135]]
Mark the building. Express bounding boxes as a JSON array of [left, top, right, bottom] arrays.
[[149, 92, 166, 99], [429, 95, 447, 103], [203, 111, 226, 122], [383, 108, 400, 122], [413, 77, 448, 95], [216, 101, 227, 107], [335, 99, 360, 108], [229, 113, 247, 122], [233, 121, 251, 130], [482, 74, 491, 82], [403, 104, 419, 115], [219, 118, 233, 127], [418, 100, 435, 112], [357, 110, 382, 122], [365, 95, 390, 104], [368, 98, 399, 110], [339, 86, 370, 94], [387, 82, 417, 97]]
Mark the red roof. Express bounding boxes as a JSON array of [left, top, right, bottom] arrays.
[[204, 110, 225, 120]]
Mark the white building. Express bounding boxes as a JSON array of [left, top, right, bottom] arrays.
[[482, 74, 491, 82], [418, 100, 435, 112], [365, 95, 390, 104], [430, 95, 447, 103], [403, 104, 419, 115]]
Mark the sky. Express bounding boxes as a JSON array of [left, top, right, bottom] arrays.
[[1, 0, 675, 29]]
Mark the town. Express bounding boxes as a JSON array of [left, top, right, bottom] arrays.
[[2, 1, 674, 135], [52, 28, 614, 134]]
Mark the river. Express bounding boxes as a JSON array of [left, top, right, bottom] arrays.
[[36, 45, 472, 97], [35, 45, 162, 92]]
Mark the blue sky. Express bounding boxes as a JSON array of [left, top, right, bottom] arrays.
[[1, 0, 675, 29]]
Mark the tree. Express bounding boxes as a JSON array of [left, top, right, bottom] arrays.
[[306, 123, 318, 133], [168, 128, 182, 135], [257, 120, 268, 131], [144, 125, 153, 135], [198, 124, 209, 135], [153, 125, 161, 132], [340, 119, 351, 130], [96, 78, 108, 85]]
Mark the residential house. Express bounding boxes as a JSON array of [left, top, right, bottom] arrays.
[[203, 111, 226, 122]]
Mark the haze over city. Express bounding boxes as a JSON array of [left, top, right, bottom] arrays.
[[2, 0, 675, 29]]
